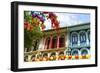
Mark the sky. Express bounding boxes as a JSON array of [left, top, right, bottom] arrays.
[[44, 12, 90, 30]]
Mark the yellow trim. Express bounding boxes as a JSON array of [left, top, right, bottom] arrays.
[[24, 47, 66, 55]]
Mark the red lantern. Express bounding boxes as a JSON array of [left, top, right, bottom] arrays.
[[68, 55, 72, 59], [61, 56, 66, 60], [75, 55, 79, 59], [58, 55, 66, 60]]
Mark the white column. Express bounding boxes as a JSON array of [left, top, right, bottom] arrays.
[[38, 38, 43, 50], [86, 31, 89, 45], [66, 32, 69, 48], [28, 55, 31, 62], [43, 38, 46, 50]]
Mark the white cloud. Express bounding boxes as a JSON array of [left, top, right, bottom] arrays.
[[44, 13, 90, 30], [44, 19, 51, 30]]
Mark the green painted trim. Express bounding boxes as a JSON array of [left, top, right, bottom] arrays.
[[43, 23, 90, 32], [69, 44, 90, 49]]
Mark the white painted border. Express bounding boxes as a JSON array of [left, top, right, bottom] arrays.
[[18, 5, 96, 68]]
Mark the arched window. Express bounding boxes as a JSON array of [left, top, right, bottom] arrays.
[[71, 49, 79, 56], [50, 52, 56, 61], [81, 48, 89, 56], [43, 53, 48, 57], [52, 36, 57, 48], [45, 37, 50, 49], [71, 32, 78, 45], [59, 51, 64, 55], [50, 52, 56, 56], [79, 31, 86, 44], [59, 35, 65, 48], [24, 55, 28, 62], [31, 55, 36, 61]]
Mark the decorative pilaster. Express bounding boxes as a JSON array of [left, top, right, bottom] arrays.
[[57, 35, 60, 48], [78, 33, 80, 46], [49, 35, 53, 49], [86, 31, 89, 45], [44, 37, 47, 50]]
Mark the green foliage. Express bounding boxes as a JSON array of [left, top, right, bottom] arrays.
[[24, 27, 43, 49], [24, 11, 43, 49]]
